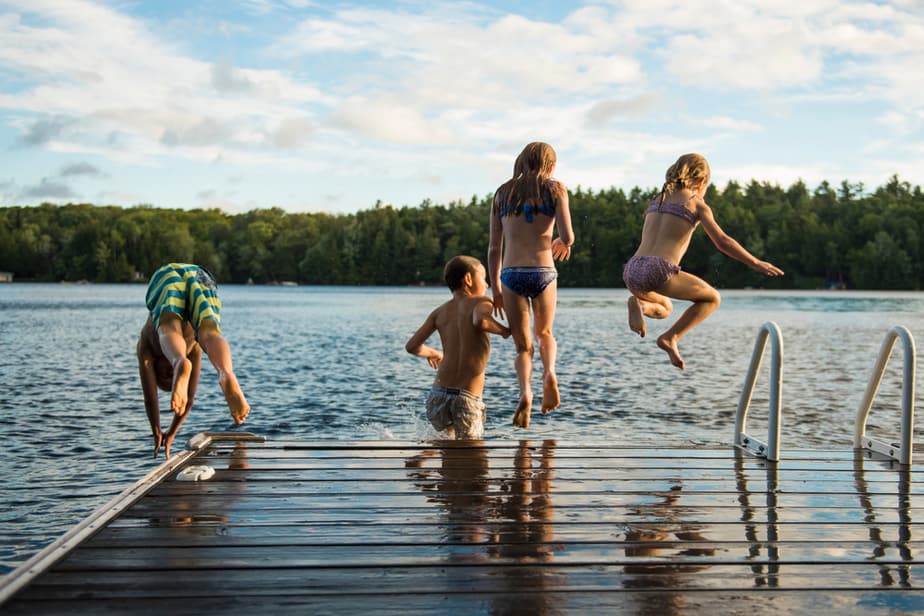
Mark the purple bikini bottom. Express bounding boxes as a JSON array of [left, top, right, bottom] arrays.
[[622, 256, 681, 294]]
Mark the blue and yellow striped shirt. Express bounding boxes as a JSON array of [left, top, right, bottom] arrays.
[[145, 263, 221, 335]]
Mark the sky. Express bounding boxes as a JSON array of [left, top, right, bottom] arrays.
[[0, 0, 922, 215]]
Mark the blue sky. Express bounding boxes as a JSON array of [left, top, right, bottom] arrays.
[[0, 0, 922, 214]]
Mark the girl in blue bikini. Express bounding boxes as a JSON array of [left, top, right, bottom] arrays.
[[623, 153, 784, 369], [488, 142, 575, 428]]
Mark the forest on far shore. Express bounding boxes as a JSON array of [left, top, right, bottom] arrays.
[[0, 175, 922, 290]]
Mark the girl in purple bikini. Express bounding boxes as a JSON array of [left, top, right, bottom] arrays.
[[623, 153, 784, 369], [488, 142, 575, 428]]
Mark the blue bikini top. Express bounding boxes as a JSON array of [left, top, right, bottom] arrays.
[[496, 181, 557, 222]]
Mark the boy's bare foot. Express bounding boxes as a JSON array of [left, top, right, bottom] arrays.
[[540, 373, 560, 414], [219, 371, 250, 425], [170, 358, 193, 414], [657, 335, 685, 369], [152, 432, 164, 458], [628, 296, 646, 337], [513, 395, 532, 428]]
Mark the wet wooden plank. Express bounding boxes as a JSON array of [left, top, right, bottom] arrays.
[[160, 462, 924, 478], [21, 564, 924, 598], [84, 522, 924, 546], [106, 503, 919, 525], [202, 441, 870, 457], [47, 541, 921, 571], [117, 482, 924, 508], [6, 589, 924, 616]]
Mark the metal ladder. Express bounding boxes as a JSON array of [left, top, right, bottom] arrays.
[[734, 321, 783, 462], [854, 325, 917, 466]]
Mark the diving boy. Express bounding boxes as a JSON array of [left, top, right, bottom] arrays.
[[137, 263, 250, 458]]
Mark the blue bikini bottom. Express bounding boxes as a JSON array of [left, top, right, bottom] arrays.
[[500, 266, 558, 299]]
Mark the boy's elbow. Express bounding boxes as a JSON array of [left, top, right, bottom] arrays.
[[405, 342, 420, 355]]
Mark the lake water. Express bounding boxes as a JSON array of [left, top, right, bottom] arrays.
[[1, 284, 923, 573]]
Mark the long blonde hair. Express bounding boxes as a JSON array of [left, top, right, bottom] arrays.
[[659, 153, 710, 205], [495, 142, 557, 211]]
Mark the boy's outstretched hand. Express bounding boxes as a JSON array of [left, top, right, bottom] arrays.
[[551, 237, 571, 261]]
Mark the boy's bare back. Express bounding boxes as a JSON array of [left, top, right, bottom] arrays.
[[430, 294, 495, 395]]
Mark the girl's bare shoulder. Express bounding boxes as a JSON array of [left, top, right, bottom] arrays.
[[691, 195, 715, 218], [548, 178, 568, 197]]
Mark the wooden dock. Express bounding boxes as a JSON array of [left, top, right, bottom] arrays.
[[2, 433, 924, 614]]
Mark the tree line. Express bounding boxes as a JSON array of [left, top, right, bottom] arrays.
[[1, 176, 921, 289]]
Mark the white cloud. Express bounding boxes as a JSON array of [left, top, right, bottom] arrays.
[[277, 7, 641, 111], [240, 0, 278, 16], [699, 117, 763, 132], [218, 21, 251, 36], [59, 161, 104, 177], [660, 13, 822, 90], [283, 18, 368, 52], [716, 162, 833, 189], [161, 117, 234, 148], [17, 115, 77, 146], [331, 97, 451, 146], [876, 110, 915, 132], [20, 177, 79, 200], [585, 94, 659, 127], [0, 0, 328, 167], [270, 116, 314, 149]]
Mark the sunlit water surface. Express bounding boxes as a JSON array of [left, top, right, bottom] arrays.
[[1, 284, 923, 573]]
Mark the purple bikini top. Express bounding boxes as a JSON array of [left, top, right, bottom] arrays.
[[646, 197, 699, 226]]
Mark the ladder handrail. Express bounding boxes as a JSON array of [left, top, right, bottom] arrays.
[[854, 326, 916, 466], [734, 321, 783, 461]]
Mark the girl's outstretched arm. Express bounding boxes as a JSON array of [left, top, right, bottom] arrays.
[[697, 202, 784, 276], [487, 193, 506, 317]]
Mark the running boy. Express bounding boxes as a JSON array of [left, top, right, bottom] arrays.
[[137, 263, 250, 458], [406, 256, 511, 439], [623, 153, 784, 369]]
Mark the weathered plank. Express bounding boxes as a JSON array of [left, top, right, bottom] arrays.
[[83, 522, 924, 546], [21, 564, 924, 598], [9, 590, 924, 616]]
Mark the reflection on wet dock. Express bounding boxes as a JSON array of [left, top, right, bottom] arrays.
[[3, 437, 924, 614]]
